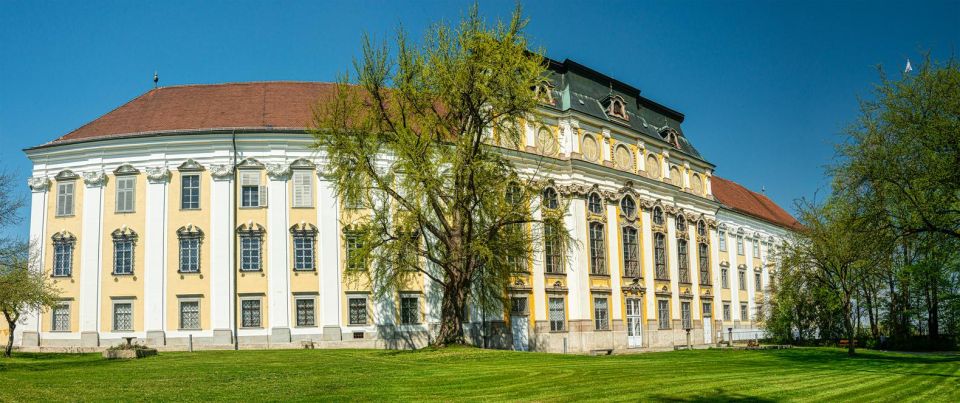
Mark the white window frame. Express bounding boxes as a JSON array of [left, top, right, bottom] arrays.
[[240, 297, 263, 328], [178, 298, 201, 330], [112, 299, 134, 332], [292, 234, 315, 271], [741, 303, 749, 321], [548, 297, 565, 332], [113, 238, 134, 275], [736, 236, 744, 255], [181, 174, 201, 210], [723, 302, 731, 321], [718, 230, 727, 251], [56, 181, 75, 217], [294, 296, 317, 327], [347, 295, 368, 326], [291, 170, 314, 208], [657, 299, 671, 330], [52, 238, 74, 277], [51, 301, 71, 332], [240, 171, 267, 208], [593, 296, 609, 330], [115, 176, 136, 213], [240, 234, 262, 271]]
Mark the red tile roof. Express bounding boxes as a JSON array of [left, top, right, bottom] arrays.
[[712, 176, 801, 230], [46, 82, 338, 145]]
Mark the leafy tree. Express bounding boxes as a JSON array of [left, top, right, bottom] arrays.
[[311, 5, 569, 346], [1, 239, 59, 357]]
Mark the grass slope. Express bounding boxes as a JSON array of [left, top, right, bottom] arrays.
[[1, 347, 958, 401]]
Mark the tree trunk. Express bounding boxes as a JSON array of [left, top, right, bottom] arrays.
[[434, 276, 469, 347], [4, 322, 14, 358], [928, 278, 940, 341], [843, 297, 856, 356]]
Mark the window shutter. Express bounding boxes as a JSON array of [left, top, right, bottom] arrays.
[[292, 171, 312, 207], [241, 171, 259, 187], [259, 185, 268, 207]]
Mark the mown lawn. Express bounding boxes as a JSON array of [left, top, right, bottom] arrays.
[[1, 347, 958, 402]]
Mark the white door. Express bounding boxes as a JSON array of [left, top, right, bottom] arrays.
[[511, 315, 529, 351], [626, 298, 643, 348], [703, 315, 713, 344]]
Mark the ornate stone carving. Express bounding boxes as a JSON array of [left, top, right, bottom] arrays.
[[82, 171, 107, 187], [113, 164, 140, 176], [178, 159, 205, 172], [145, 167, 171, 183], [554, 183, 593, 197], [236, 158, 264, 169], [266, 163, 291, 180], [54, 170, 79, 181], [581, 134, 600, 162], [27, 177, 50, 192], [210, 164, 234, 180], [289, 158, 316, 170]]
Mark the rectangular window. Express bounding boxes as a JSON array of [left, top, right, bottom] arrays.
[[549, 297, 565, 331], [293, 235, 315, 271], [721, 268, 729, 289], [179, 300, 200, 330], [349, 297, 367, 325], [723, 303, 731, 321], [113, 302, 133, 331], [53, 241, 73, 277], [240, 236, 262, 271], [346, 233, 364, 271], [702, 302, 712, 317], [698, 243, 710, 285], [115, 176, 136, 213], [753, 239, 760, 257], [588, 222, 606, 275], [240, 171, 266, 208], [511, 297, 528, 315], [718, 230, 726, 251], [736, 236, 744, 255], [181, 174, 200, 209], [241, 299, 261, 328], [741, 303, 749, 321], [594, 297, 609, 330], [621, 226, 640, 278], [543, 222, 563, 274], [677, 239, 689, 283], [292, 170, 313, 208], [654, 232, 667, 279], [681, 301, 692, 330], [56, 182, 75, 216], [113, 240, 134, 275], [52, 302, 70, 332], [400, 296, 419, 325], [179, 237, 200, 273], [755, 273, 762, 290], [296, 298, 316, 327], [739, 270, 747, 290], [658, 300, 670, 330]]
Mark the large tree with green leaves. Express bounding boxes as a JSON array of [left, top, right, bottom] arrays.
[[311, 5, 568, 346], [1, 239, 60, 357]]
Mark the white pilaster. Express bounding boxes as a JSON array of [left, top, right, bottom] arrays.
[[266, 165, 291, 334], [79, 172, 106, 335], [688, 221, 700, 321], [666, 215, 680, 318], [317, 175, 342, 336], [606, 204, 622, 320], [640, 209, 656, 319], [531, 198, 546, 322], [19, 177, 51, 345], [565, 198, 587, 320], [143, 168, 170, 336], [209, 165, 234, 335]]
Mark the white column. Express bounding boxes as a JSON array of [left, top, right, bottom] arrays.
[[144, 168, 170, 344], [606, 204, 622, 320], [635, 143, 645, 175], [531, 198, 546, 322], [79, 172, 105, 346], [600, 129, 612, 163], [745, 237, 755, 322], [317, 174, 342, 340], [564, 198, 587, 320], [640, 209, 656, 319], [688, 222, 701, 321], [19, 178, 51, 346], [266, 165, 291, 341], [710, 226, 722, 333], [666, 215, 680, 319], [209, 165, 234, 343]]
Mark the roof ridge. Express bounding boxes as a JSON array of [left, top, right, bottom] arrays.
[[155, 81, 338, 90]]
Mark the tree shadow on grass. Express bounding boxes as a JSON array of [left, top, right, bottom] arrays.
[[651, 388, 776, 403]]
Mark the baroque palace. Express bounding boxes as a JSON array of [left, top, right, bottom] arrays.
[[14, 58, 800, 353]]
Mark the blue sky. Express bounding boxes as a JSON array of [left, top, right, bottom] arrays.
[[1, 0, 957, 238]]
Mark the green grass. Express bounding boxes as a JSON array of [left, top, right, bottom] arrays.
[[1, 347, 958, 402]]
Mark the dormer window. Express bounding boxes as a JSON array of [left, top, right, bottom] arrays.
[[604, 95, 629, 120], [659, 127, 682, 150]]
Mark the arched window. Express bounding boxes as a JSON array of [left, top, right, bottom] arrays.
[[589, 222, 606, 275], [699, 243, 710, 285], [697, 220, 707, 237], [677, 239, 689, 283], [654, 232, 667, 279], [588, 192, 603, 215], [676, 215, 686, 232], [620, 195, 636, 218], [542, 187, 559, 210], [621, 226, 639, 278], [653, 206, 664, 226]]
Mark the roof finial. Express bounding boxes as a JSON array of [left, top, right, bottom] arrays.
[[153, 71, 159, 88], [761, 186, 766, 194], [608, 82, 613, 95]]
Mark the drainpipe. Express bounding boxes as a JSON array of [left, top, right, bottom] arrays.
[[232, 130, 239, 350]]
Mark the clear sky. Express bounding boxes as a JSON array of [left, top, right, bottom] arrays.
[[1, 0, 957, 238]]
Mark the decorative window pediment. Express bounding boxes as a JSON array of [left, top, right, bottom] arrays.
[[55, 170, 79, 181], [289, 158, 316, 170], [177, 159, 205, 172], [176, 224, 204, 239], [113, 164, 140, 176], [289, 222, 318, 236], [237, 221, 266, 235], [237, 158, 264, 170], [52, 230, 77, 243], [111, 226, 138, 242]]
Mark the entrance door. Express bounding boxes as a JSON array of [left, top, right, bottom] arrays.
[[511, 315, 529, 351], [703, 301, 713, 344], [626, 298, 643, 348]]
